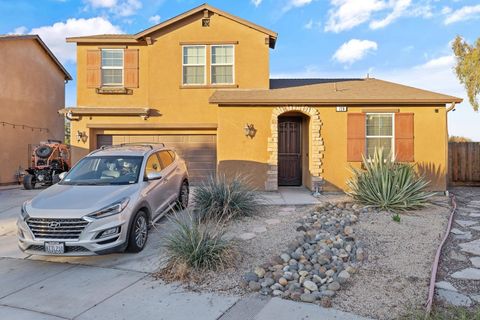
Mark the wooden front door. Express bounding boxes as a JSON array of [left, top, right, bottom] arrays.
[[278, 117, 302, 186]]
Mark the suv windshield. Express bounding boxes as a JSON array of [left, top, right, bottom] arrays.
[[60, 156, 143, 185]]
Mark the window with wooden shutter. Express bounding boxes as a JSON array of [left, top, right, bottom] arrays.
[[86, 50, 101, 88], [347, 113, 366, 162], [124, 49, 139, 88], [395, 113, 414, 162]]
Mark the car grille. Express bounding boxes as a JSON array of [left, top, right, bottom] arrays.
[[26, 218, 89, 240], [27, 245, 90, 253]]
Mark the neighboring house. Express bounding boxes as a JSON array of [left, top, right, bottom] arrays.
[[0, 35, 72, 185], [64, 4, 462, 191]]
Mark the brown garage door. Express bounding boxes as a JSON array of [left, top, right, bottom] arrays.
[[97, 134, 216, 185]]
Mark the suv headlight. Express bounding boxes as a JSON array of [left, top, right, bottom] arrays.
[[21, 201, 30, 220], [86, 198, 130, 219]]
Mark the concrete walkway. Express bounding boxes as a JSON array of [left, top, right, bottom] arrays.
[[0, 187, 367, 320], [259, 187, 348, 205]]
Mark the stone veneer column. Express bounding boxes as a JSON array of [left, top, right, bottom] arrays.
[[266, 106, 324, 191]]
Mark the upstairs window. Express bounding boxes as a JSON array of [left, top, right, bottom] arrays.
[[101, 49, 123, 86], [211, 45, 234, 84], [182, 45, 206, 85], [366, 113, 394, 158]]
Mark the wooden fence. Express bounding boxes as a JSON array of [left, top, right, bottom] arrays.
[[449, 142, 480, 186]]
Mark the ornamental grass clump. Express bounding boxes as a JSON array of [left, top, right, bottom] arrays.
[[161, 212, 236, 281], [347, 148, 434, 212], [193, 174, 261, 222]]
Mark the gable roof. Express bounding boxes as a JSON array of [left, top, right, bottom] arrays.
[[66, 3, 278, 48], [0, 35, 72, 80], [209, 78, 463, 105]]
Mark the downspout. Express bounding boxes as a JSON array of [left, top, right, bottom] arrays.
[[445, 102, 456, 193]]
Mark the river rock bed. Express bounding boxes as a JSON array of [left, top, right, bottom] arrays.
[[241, 202, 367, 305]]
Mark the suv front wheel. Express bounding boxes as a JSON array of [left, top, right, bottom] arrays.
[[127, 210, 148, 253]]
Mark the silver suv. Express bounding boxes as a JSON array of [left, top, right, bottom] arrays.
[[17, 143, 189, 255]]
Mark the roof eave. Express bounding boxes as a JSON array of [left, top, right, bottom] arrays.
[[66, 37, 139, 44], [209, 98, 464, 105]]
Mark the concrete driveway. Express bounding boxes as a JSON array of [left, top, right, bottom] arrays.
[[0, 186, 369, 320]]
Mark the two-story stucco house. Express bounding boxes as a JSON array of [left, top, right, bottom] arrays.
[[0, 35, 72, 185], [64, 4, 462, 191]]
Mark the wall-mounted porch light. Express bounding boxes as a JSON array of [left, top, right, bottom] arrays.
[[76, 130, 88, 143], [244, 123, 256, 138]]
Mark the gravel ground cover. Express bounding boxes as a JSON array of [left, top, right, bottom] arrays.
[[162, 196, 450, 320]]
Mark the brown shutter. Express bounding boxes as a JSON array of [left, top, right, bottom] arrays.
[[86, 50, 101, 88], [347, 113, 366, 162], [124, 49, 139, 88], [395, 113, 414, 162]]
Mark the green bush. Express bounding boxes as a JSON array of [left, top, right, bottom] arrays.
[[193, 174, 261, 222], [401, 307, 480, 320], [162, 212, 235, 280], [347, 148, 433, 212]]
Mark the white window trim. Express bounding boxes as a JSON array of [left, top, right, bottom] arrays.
[[210, 44, 235, 85], [365, 113, 395, 159], [101, 49, 124, 87], [182, 45, 207, 86]]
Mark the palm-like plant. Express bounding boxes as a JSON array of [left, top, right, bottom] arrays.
[[346, 148, 434, 211]]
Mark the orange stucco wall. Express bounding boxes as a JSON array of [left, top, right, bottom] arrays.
[[216, 105, 448, 191], [71, 11, 271, 162], [0, 39, 66, 184]]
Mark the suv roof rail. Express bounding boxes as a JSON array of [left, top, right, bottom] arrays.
[[118, 142, 165, 149]]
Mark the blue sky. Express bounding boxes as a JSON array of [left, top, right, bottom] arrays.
[[1, 0, 479, 140]]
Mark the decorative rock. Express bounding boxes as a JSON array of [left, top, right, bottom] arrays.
[[435, 281, 457, 292], [254, 267, 266, 278], [471, 226, 480, 231], [322, 290, 336, 297], [261, 278, 275, 287], [450, 228, 467, 235], [455, 232, 472, 240], [471, 295, 480, 303], [303, 280, 318, 292], [343, 226, 353, 236], [278, 277, 288, 286], [249, 281, 261, 291], [325, 269, 335, 277], [300, 293, 316, 303], [238, 233, 256, 241], [451, 268, 480, 280], [356, 248, 365, 261], [272, 290, 283, 296], [280, 253, 291, 263], [243, 272, 258, 282], [436, 289, 472, 307], [328, 281, 341, 291], [337, 270, 351, 283]]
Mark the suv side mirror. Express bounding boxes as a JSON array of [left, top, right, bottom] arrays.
[[58, 172, 67, 180], [145, 171, 162, 181]]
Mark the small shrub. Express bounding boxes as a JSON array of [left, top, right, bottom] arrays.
[[401, 306, 480, 320], [193, 174, 261, 222], [392, 213, 401, 223], [347, 148, 434, 212], [161, 212, 236, 281]]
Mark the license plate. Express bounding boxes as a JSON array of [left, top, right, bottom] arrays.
[[44, 242, 65, 254]]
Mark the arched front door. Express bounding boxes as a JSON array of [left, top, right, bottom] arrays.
[[278, 116, 302, 186]]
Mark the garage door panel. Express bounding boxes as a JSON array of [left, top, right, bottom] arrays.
[[97, 134, 216, 185]]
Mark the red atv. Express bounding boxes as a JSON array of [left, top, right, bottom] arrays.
[[23, 140, 71, 190]]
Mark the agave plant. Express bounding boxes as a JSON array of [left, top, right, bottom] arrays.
[[162, 211, 235, 280], [193, 174, 261, 222], [346, 148, 434, 212]]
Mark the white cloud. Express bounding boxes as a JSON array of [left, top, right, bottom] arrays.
[[441, 6, 452, 15], [325, 0, 434, 32], [415, 55, 455, 69], [85, 0, 117, 8], [283, 0, 313, 12], [333, 39, 378, 64], [444, 4, 480, 25], [325, 0, 386, 32], [84, 0, 142, 17], [251, 0, 262, 7], [10, 26, 28, 35], [369, 0, 411, 30], [304, 19, 321, 30], [148, 14, 161, 24], [13, 17, 123, 63]]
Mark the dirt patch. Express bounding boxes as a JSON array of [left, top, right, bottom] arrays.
[[333, 198, 450, 319]]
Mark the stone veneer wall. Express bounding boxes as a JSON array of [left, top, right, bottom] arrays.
[[266, 106, 324, 191]]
